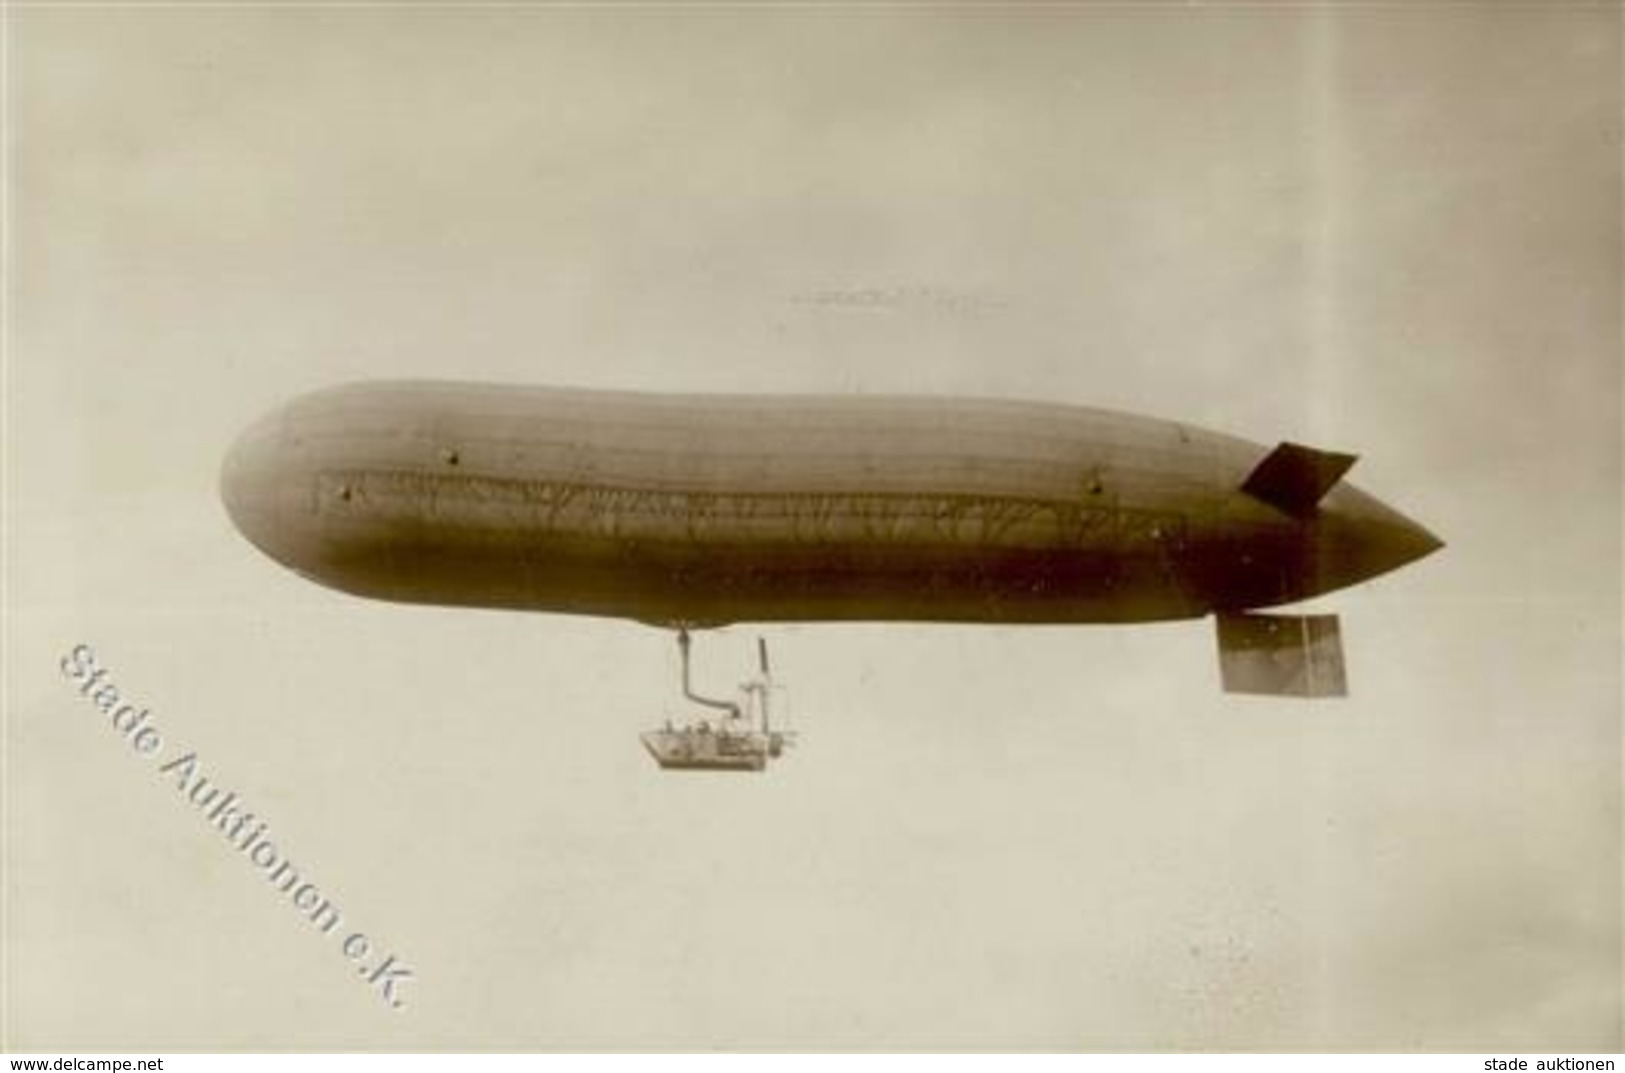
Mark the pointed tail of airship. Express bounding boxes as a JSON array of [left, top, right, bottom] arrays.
[[1222, 438, 1436, 699]]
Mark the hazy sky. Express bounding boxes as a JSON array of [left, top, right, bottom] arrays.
[[6, 3, 1620, 1051]]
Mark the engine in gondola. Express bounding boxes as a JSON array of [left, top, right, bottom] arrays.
[[642, 633, 795, 773]]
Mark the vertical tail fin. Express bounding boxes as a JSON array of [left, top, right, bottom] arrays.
[[1216, 612, 1348, 697]]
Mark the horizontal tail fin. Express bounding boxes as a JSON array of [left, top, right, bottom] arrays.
[[1216, 612, 1348, 697], [1242, 442, 1357, 518]]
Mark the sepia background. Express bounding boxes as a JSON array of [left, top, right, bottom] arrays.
[[4, 2, 1620, 1051]]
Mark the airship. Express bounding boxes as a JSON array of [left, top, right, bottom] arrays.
[[221, 381, 1442, 768]]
